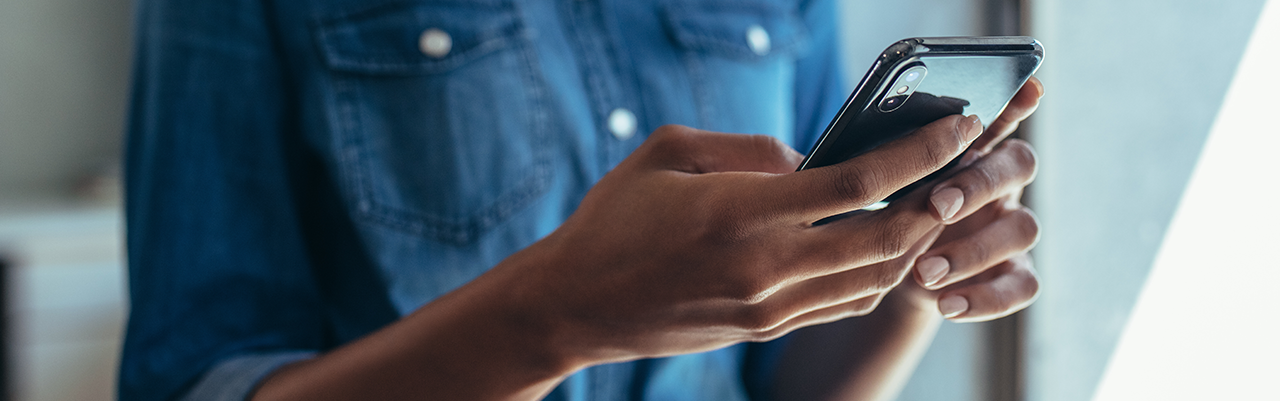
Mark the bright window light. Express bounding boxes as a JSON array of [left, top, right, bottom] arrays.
[[1092, 1, 1280, 399]]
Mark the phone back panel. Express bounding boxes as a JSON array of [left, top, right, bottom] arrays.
[[799, 37, 1043, 203]]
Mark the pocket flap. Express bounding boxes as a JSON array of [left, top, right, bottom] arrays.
[[662, 1, 810, 60], [315, 1, 525, 75]]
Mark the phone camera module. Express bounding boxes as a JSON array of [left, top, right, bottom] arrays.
[[879, 66, 927, 113]]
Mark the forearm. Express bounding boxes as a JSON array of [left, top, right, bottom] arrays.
[[770, 291, 942, 401], [249, 265, 582, 401]]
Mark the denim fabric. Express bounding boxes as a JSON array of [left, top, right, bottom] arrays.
[[120, 0, 847, 400]]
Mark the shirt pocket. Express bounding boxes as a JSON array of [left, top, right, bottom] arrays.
[[662, 0, 809, 138], [314, 1, 551, 245]]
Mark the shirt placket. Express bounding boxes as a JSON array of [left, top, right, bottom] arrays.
[[558, 3, 644, 399], [562, 0, 645, 174]]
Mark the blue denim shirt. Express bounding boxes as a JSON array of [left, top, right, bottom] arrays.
[[120, 0, 846, 399]]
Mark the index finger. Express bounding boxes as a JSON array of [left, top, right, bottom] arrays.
[[970, 76, 1044, 153], [760, 114, 983, 222]]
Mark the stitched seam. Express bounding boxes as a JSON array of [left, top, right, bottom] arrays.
[[681, 44, 715, 130], [321, 25, 525, 75], [559, 0, 616, 172]]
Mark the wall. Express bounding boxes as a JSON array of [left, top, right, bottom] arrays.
[[0, 0, 133, 195], [0, 208, 125, 401], [1025, 1, 1269, 400]]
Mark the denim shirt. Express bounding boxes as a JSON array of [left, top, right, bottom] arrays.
[[120, 0, 846, 399]]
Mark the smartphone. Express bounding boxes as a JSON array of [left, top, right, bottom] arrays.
[[799, 36, 1044, 207]]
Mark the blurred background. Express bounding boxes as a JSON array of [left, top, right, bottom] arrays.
[[0, 0, 1274, 400]]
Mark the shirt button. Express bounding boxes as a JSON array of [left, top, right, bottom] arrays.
[[607, 108, 637, 140], [419, 28, 452, 58], [746, 24, 771, 56]]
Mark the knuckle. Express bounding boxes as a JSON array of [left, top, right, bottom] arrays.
[[1020, 272, 1042, 302], [872, 265, 906, 291], [734, 305, 784, 332], [652, 124, 687, 138], [1011, 252, 1035, 268], [991, 289, 1015, 312], [1003, 139, 1040, 183], [851, 296, 882, 317], [829, 164, 877, 206], [744, 134, 801, 173], [968, 239, 993, 268], [848, 307, 873, 318], [650, 125, 694, 151], [960, 163, 999, 198], [985, 259, 1041, 314], [755, 328, 790, 343], [750, 134, 788, 158], [985, 279, 1019, 312], [999, 278, 1038, 311], [1010, 257, 1042, 300], [923, 129, 960, 170], [871, 214, 913, 260], [721, 276, 776, 305], [753, 320, 800, 342], [1009, 208, 1043, 248]]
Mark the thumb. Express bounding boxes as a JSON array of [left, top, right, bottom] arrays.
[[637, 125, 803, 174]]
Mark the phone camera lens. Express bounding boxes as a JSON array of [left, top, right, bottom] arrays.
[[879, 95, 909, 112], [904, 71, 921, 82]]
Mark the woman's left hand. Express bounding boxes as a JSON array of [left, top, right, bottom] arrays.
[[894, 137, 1042, 322]]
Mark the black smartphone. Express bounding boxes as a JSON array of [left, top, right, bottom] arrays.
[[800, 36, 1044, 207]]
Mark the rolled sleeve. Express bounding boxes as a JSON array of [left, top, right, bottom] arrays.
[[181, 352, 317, 401]]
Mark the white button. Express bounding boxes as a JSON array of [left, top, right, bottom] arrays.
[[607, 108, 637, 140], [419, 28, 452, 58], [746, 24, 771, 56]]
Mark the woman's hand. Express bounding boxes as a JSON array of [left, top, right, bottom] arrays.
[[493, 115, 984, 368], [897, 139, 1043, 322]]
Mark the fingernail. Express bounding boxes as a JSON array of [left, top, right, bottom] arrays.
[[958, 115, 982, 143], [939, 295, 969, 318], [917, 256, 950, 287], [930, 187, 964, 221]]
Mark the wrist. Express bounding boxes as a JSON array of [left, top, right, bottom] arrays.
[[469, 242, 600, 379], [376, 249, 589, 400], [482, 276, 589, 379], [441, 266, 585, 389], [880, 285, 945, 322]]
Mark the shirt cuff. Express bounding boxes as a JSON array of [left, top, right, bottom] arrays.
[[181, 351, 317, 401]]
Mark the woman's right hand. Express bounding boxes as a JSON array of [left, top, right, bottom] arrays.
[[490, 117, 984, 369]]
